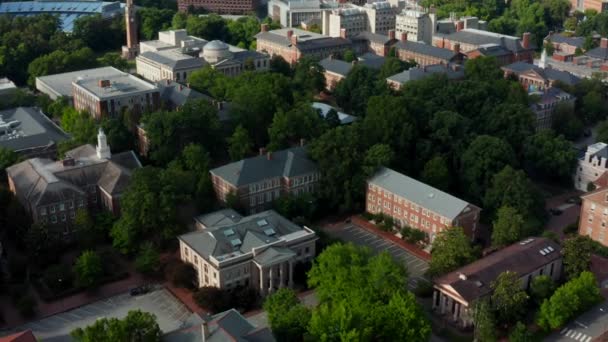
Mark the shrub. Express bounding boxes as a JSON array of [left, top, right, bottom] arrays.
[[401, 226, 427, 244], [381, 216, 395, 232], [362, 212, 373, 220], [16, 295, 36, 317], [43, 264, 73, 293], [135, 242, 160, 275], [413, 279, 433, 298], [194, 286, 231, 313], [232, 285, 259, 312], [171, 262, 196, 289], [73, 250, 103, 288], [563, 223, 579, 236]]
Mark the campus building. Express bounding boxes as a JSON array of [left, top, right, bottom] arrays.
[[579, 186, 608, 247], [433, 237, 562, 328], [35, 66, 125, 101], [570, 0, 608, 15], [6, 129, 141, 237], [394, 32, 462, 66], [574, 143, 608, 192], [395, 9, 435, 44], [72, 70, 161, 119], [178, 210, 317, 295], [366, 167, 481, 242], [267, 0, 325, 28], [209, 146, 320, 214], [386, 64, 464, 90], [529, 87, 575, 131], [321, 1, 396, 38], [0, 107, 69, 159], [177, 0, 260, 14]]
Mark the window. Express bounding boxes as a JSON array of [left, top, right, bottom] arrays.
[[40, 207, 47, 216], [59, 203, 65, 211], [305, 247, 310, 254], [50, 205, 56, 213], [184, 247, 189, 257], [70, 211, 75, 219], [51, 215, 57, 223], [592, 203, 597, 211], [69, 200, 74, 209]]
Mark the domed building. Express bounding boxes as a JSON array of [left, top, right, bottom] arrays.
[[202, 40, 233, 63]]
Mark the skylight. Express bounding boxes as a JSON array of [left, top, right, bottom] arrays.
[[223, 228, 235, 237], [257, 219, 268, 227], [539, 249, 547, 256], [230, 238, 242, 247], [264, 228, 276, 236]]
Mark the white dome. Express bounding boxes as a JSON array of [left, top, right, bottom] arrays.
[[202, 40, 232, 63]]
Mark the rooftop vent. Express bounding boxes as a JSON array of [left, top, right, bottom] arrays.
[[475, 280, 483, 287], [264, 228, 276, 236], [547, 246, 554, 252], [223, 228, 235, 237], [428, 193, 435, 198], [458, 273, 467, 280], [230, 238, 242, 247], [257, 219, 268, 227]]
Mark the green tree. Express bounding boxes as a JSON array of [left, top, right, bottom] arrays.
[[27, 48, 97, 86], [98, 52, 129, 71], [267, 103, 326, 151], [509, 321, 532, 342], [188, 66, 229, 99], [473, 299, 497, 342], [552, 102, 583, 140], [492, 206, 525, 247], [101, 117, 135, 153], [263, 288, 311, 342], [429, 227, 475, 276], [60, 108, 97, 145], [563, 235, 594, 280], [292, 57, 326, 95], [171, 12, 187, 29], [464, 56, 503, 81], [523, 130, 577, 180], [0, 147, 20, 180], [362, 144, 394, 177], [491, 271, 529, 324], [460, 135, 517, 202], [72, 14, 124, 52], [582, 90, 604, 123], [333, 65, 379, 116], [139, 8, 174, 40], [228, 124, 252, 161], [343, 49, 355, 62], [421, 155, 450, 191], [186, 14, 229, 41], [597, 119, 608, 143], [530, 275, 556, 305], [73, 250, 103, 288], [135, 242, 160, 275], [71, 310, 162, 342]]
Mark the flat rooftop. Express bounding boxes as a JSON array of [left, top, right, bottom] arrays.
[[0, 107, 69, 152], [73, 72, 158, 99], [36, 66, 124, 98]]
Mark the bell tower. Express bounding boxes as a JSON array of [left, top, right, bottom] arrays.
[[121, 0, 139, 59]]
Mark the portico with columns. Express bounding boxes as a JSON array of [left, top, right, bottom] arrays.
[[253, 248, 296, 296]]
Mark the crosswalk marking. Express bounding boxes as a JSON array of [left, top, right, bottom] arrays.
[[560, 328, 592, 342]]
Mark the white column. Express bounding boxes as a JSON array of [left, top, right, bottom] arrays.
[[288, 260, 294, 287], [453, 302, 460, 321], [259, 266, 266, 296], [279, 262, 285, 288], [432, 290, 438, 309], [269, 266, 274, 293]]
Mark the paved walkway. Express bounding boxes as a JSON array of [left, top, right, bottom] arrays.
[[544, 191, 583, 239]]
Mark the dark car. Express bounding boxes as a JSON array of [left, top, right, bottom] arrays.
[[584, 129, 592, 137], [130, 284, 151, 296], [566, 197, 581, 205], [549, 208, 563, 216]]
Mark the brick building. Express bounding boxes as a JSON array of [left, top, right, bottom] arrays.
[[210, 146, 320, 214], [6, 129, 141, 237], [571, 0, 608, 15], [366, 167, 481, 242], [318, 56, 354, 91], [529, 87, 575, 131], [351, 30, 398, 56], [178, 210, 317, 295], [501, 61, 580, 92], [574, 143, 608, 192], [579, 186, 608, 247], [386, 64, 464, 90], [72, 71, 160, 119], [544, 32, 584, 56], [433, 237, 562, 328], [394, 32, 462, 67], [433, 29, 534, 65], [177, 0, 260, 14], [256, 27, 352, 64]]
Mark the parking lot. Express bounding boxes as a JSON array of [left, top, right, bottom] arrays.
[[6, 286, 193, 341], [326, 223, 430, 289]]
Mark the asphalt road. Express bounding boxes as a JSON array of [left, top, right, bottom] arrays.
[[545, 302, 608, 342], [3, 286, 194, 341], [324, 223, 430, 290]]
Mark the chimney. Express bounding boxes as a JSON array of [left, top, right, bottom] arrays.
[[388, 29, 395, 40], [400, 32, 408, 42], [522, 32, 531, 49], [601, 38, 608, 49], [267, 151, 272, 160], [62, 157, 75, 167], [456, 20, 464, 32], [98, 79, 110, 88], [458, 273, 467, 280], [300, 138, 306, 147], [340, 28, 347, 39], [453, 43, 460, 54], [261, 23, 269, 33], [286, 30, 293, 39]]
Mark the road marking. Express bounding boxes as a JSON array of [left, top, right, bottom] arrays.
[[566, 330, 574, 337], [575, 321, 589, 329], [574, 332, 582, 339], [584, 336, 592, 342], [561, 328, 568, 334]]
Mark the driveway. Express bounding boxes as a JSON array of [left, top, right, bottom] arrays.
[[545, 191, 583, 238], [545, 302, 608, 342], [1, 286, 194, 341], [323, 223, 429, 290]]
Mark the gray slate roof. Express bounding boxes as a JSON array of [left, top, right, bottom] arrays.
[[357, 52, 386, 69], [502, 62, 581, 86], [210, 146, 317, 187], [437, 28, 535, 53], [6, 144, 140, 208], [387, 64, 464, 84], [394, 40, 457, 61], [474, 44, 512, 57], [139, 51, 204, 69], [369, 167, 477, 220], [546, 33, 584, 48], [195, 208, 242, 228], [0, 107, 69, 152], [319, 57, 353, 76], [586, 46, 608, 60], [179, 210, 304, 260], [352, 31, 394, 45], [158, 81, 209, 107], [255, 30, 351, 51]]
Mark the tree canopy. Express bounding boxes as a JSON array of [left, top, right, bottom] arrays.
[[71, 310, 162, 342], [429, 227, 475, 277]]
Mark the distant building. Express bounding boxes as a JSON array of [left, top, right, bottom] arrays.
[[570, 0, 608, 15], [575, 143, 608, 192], [501, 60, 580, 92], [268, 0, 325, 28], [585, 37, 608, 62], [580, 186, 608, 247], [137, 29, 269, 81], [321, 2, 396, 38], [351, 31, 398, 56], [36, 66, 124, 101], [366, 167, 481, 242], [72, 70, 161, 119], [529, 87, 575, 131], [178, 209, 317, 294], [318, 56, 355, 90], [256, 27, 351, 64], [0, 107, 69, 159], [395, 9, 435, 44], [311, 102, 357, 124], [544, 32, 584, 57], [0, 78, 17, 95], [394, 33, 462, 66], [177, 0, 259, 14], [386, 64, 464, 90], [210, 146, 320, 214], [0, 0, 122, 32], [6, 130, 141, 237], [433, 237, 562, 328], [434, 29, 534, 65]]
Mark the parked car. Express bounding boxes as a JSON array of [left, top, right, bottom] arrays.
[[130, 284, 152, 296], [566, 197, 581, 205], [549, 208, 563, 216], [584, 129, 592, 137]]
